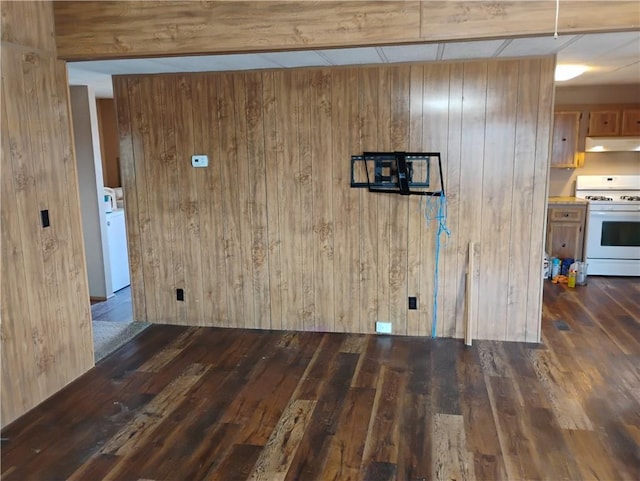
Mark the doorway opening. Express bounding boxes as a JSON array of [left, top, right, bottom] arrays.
[[68, 83, 148, 362]]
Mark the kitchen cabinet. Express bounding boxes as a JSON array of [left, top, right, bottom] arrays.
[[588, 110, 621, 136], [546, 203, 587, 261], [589, 108, 640, 136], [621, 109, 640, 136], [551, 112, 582, 168]]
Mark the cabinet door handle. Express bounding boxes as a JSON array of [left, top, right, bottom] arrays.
[[563, 213, 569, 217], [562, 243, 566, 248]]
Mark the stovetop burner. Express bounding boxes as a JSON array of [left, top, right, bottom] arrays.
[[620, 195, 640, 201], [585, 195, 613, 201]]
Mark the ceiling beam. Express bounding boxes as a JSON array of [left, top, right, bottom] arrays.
[[53, 1, 640, 61]]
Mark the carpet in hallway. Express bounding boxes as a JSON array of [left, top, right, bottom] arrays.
[[92, 321, 150, 362]]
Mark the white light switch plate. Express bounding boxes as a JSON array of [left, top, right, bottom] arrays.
[[191, 155, 208, 167]]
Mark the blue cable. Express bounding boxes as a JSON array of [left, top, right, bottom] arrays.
[[422, 193, 450, 338]]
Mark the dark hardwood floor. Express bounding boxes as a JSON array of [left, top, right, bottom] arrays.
[[2, 276, 639, 480]]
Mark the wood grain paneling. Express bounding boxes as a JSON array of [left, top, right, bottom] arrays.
[[53, 1, 421, 60], [114, 57, 555, 341], [52, 1, 639, 60], [1, 3, 93, 426], [479, 60, 519, 341], [96, 99, 120, 187], [420, 1, 640, 40], [1, 1, 56, 52]]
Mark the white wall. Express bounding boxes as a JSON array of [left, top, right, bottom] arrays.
[[555, 84, 640, 105], [549, 152, 639, 196], [70, 85, 113, 299]]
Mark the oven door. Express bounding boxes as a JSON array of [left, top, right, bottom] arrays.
[[586, 210, 640, 260]]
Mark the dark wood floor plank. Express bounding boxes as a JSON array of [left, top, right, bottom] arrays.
[[527, 406, 583, 481], [359, 337, 413, 477], [431, 339, 462, 415], [294, 333, 346, 400], [2, 277, 639, 480], [119, 329, 280, 481], [246, 399, 316, 481], [566, 281, 640, 355], [598, 276, 640, 318], [359, 366, 404, 471], [457, 346, 508, 480], [284, 351, 359, 481], [364, 461, 397, 481], [1, 327, 191, 481], [488, 376, 541, 481], [320, 387, 376, 481], [396, 392, 431, 481], [562, 428, 623, 481], [350, 335, 384, 389], [208, 443, 263, 481], [220, 332, 319, 446]]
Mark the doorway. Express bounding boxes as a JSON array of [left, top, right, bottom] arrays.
[[68, 82, 146, 362]]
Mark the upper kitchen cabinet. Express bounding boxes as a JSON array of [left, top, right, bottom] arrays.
[[621, 109, 640, 136], [551, 111, 582, 168], [588, 108, 640, 136], [588, 110, 621, 136]]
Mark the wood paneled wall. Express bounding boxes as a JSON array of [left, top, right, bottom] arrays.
[[1, 1, 93, 427], [53, 1, 639, 60], [97, 99, 121, 187], [114, 56, 554, 342]]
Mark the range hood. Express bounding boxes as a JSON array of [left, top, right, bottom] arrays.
[[585, 137, 640, 152]]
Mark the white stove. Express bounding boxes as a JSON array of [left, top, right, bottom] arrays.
[[575, 175, 640, 276]]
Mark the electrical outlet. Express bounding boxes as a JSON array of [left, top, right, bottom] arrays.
[[191, 154, 208, 168], [40, 209, 50, 228], [375, 321, 392, 334], [408, 296, 417, 310]]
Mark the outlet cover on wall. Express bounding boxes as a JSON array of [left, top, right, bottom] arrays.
[[375, 321, 392, 334], [191, 154, 208, 167], [408, 296, 417, 310]]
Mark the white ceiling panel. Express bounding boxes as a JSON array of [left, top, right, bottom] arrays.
[[499, 35, 575, 57], [316, 47, 383, 65], [379, 44, 439, 63], [259, 50, 330, 68], [559, 31, 640, 63], [79, 58, 175, 75], [441, 39, 505, 60], [66, 31, 640, 97], [202, 53, 282, 71]]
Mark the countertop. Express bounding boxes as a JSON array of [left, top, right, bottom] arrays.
[[548, 196, 588, 205]]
